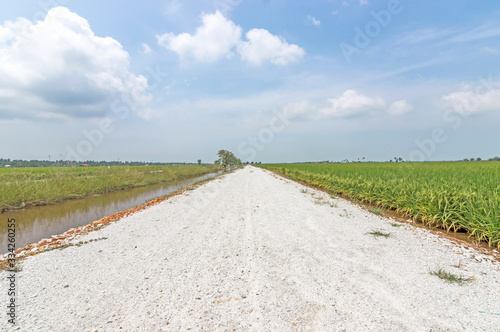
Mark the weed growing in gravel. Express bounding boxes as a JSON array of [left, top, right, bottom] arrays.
[[367, 230, 391, 238], [329, 201, 338, 208], [339, 209, 351, 218], [300, 189, 308, 194], [368, 207, 384, 216], [314, 199, 327, 205], [429, 267, 474, 285], [6, 263, 23, 272], [0, 237, 111, 271], [76, 237, 108, 247], [55, 237, 108, 250], [390, 222, 403, 227]]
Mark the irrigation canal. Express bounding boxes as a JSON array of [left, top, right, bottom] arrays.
[[0, 171, 222, 254]]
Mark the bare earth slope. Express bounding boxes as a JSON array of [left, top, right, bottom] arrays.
[[1, 166, 499, 331]]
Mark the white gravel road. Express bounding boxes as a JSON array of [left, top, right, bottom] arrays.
[[1, 166, 499, 331]]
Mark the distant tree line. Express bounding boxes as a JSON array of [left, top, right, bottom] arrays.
[[253, 156, 500, 164], [2, 155, 498, 168], [0, 158, 200, 168]]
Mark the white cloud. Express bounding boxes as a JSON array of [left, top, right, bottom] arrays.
[[157, 11, 242, 63], [238, 29, 305, 66], [321, 90, 384, 118], [307, 15, 321, 26], [395, 22, 500, 47], [157, 11, 305, 66], [394, 28, 454, 45], [442, 85, 500, 114], [141, 43, 152, 54], [0, 7, 150, 120], [388, 100, 413, 115], [359, 0, 369, 5], [282, 90, 385, 120], [451, 22, 500, 43]]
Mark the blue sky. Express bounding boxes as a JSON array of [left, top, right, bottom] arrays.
[[1, 0, 499, 163]]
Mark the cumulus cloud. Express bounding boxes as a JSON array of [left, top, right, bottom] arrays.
[[0, 7, 150, 120], [238, 29, 305, 66], [157, 11, 242, 63], [388, 99, 413, 115], [282, 90, 385, 120], [320, 90, 385, 118], [442, 85, 500, 114], [307, 15, 321, 26], [157, 11, 305, 66]]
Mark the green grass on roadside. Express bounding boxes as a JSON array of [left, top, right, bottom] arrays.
[[368, 207, 384, 216], [366, 230, 391, 238], [429, 267, 474, 285]]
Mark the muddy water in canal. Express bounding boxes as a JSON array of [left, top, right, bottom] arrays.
[[0, 172, 221, 254]]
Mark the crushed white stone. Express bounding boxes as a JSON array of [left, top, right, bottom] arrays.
[[1, 166, 499, 331]]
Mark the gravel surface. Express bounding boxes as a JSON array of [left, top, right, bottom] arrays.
[[1, 166, 499, 331]]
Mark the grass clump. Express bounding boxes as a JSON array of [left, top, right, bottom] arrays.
[[390, 222, 403, 227], [339, 209, 351, 218], [6, 263, 23, 273], [368, 207, 384, 216], [366, 230, 391, 238], [314, 198, 327, 205], [429, 267, 474, 285]]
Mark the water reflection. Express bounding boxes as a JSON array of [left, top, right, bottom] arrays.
[[0, 172, 221, 254]]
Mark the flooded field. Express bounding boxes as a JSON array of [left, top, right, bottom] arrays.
[[0, 171, 221, 254]]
